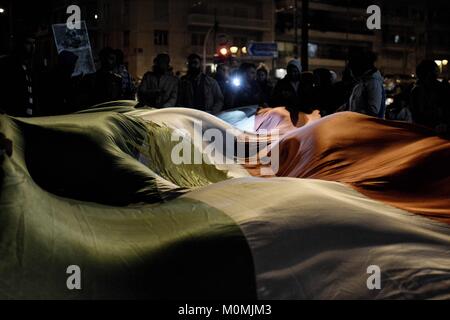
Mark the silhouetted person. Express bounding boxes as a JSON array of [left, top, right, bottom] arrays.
[[233, 63, 264, 107], [300, 71, 315, 98], [287, 89, 321, 126], [138, 53, 178, 108], [410, 60, 449, 134], [334, 67, 357, 111], [346, 51, 385, 118], [256, 66, 273, 107], [214, 63, 234, 109], [40, 50, 81, 115], [114, 49, 135, 100], [89, 47, 123, 105], [229, 56, 240, 78], [271, 59, 302, 107], [177, 54, 224, 114], [386, 89, 413, 123], [0, 33, 39, 117], [313, 68, 339, 116]]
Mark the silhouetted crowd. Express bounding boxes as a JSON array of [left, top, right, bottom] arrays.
[[1, 33, 449, 137]]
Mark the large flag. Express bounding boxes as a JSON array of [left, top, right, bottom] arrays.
[[0, 104, 449, 299]]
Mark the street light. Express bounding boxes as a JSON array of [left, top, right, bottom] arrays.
[[435, 60, 443, 73], [435, 60, 449, 74], [230, 46, 239, 54], [241, 46, 247, 54], [0, 8, 5, 14], [442, 60, 448, 77]]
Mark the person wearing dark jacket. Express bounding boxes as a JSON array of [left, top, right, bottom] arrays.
[[115, 49, 136, 100], [233, 63, 264, 108], [39, 50, 83, 115], [138, 53, 178, 108], [410, 60, 449, 134], [87, 47, 123, 106], [0, 33, 39, 117], [313, 68, 340, 116], [333, 67, 357, 112], [271, 59, 302, 108], [177, 54, 224, 114], [214, 63, 234, 109], [256, 66, 273, 107]]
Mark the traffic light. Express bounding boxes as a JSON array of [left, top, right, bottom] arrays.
[[219, 47, 228, 56], [214, 46, 230, 64]]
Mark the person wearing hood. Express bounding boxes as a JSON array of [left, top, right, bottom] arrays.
[[346, 51, 386, 118], [137, 53, 178, 108], [271, 59, 302, 108]]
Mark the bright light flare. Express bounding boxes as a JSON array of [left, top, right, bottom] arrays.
[[232, 77, 242, 87], [219, 47, 228, 56]]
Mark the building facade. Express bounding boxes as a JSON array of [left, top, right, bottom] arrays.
[[376, 0, 450, 77], [53, 0, 276, 79], [17, 0, 449, 79], [275, 0, 376, 74], [275, 0, 450, 77]]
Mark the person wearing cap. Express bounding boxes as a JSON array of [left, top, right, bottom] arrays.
[[271, 59, 302, 108], [177, 54, 224, 114], [137, 53, 179, 108]]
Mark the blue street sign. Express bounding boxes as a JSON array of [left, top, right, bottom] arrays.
[[247, 42, 278, 58]]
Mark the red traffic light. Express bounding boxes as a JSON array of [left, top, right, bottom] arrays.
[[219, 47, 229, 56]]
